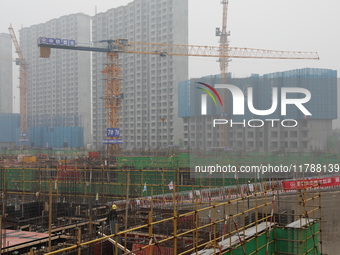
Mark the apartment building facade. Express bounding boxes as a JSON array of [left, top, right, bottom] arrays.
[[19, 13, 91, 148], [0, 33, 13, 113], [179, 68, 337, 152], [92, 0, 188, 150]]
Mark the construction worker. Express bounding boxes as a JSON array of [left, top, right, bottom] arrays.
[[106, 204, 118, 225], [107, 204, 121, 254]]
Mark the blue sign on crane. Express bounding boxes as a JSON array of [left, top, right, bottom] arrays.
[[39, 37, 76, 47], [103, 139, 123, 144], [106, 128, 120, 137]]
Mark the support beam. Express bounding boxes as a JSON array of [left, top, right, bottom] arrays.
[[98, 232, 136, 255]]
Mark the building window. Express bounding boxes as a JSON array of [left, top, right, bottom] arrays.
[[290, 131, 298, 138], [290, 141, 298, 148], [271, 131, 278, 138]]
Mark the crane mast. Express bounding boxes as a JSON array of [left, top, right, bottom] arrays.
[[9, 24, 28, 148], [101, 52, 123, 158], [219, 0, 230, 148]]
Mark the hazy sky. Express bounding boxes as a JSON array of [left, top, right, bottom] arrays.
[[1, 0, 339, 112]]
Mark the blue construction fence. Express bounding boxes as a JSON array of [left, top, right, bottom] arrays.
[[0, 113, 20, 144], [27, 126, 84, 149]]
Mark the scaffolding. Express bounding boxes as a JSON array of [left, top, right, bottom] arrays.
[[0, 160, 325, 255]]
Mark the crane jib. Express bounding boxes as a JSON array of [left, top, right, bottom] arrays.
[[38, 43, 113, 53]]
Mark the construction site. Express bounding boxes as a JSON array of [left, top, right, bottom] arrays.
[[0, 150, 339, 254], [1, 0, 339, 254]]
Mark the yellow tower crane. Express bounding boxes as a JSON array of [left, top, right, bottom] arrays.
[[8, 24, 28, 148], [217, 0, 231, 147], [38, 38, 319, 157]]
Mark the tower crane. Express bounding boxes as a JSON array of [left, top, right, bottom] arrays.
[[8, 24, 28, 148], [217, 0, 231, 147], [38, 38, 318, 157]]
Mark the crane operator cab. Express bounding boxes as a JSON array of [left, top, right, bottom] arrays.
[[114, 38, 129, 51]]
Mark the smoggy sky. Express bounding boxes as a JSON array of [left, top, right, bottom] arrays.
[[1, 0, 339, 112]]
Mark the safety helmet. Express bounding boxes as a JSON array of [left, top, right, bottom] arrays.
[[112, 204, 117, 210]]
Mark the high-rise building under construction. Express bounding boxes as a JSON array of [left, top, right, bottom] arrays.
[[179, 68, 337, 151], [91, 0, 188, 150], [0, 33, 13, 114], [19, 13, 91, 148]]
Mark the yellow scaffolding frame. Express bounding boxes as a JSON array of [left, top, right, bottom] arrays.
[[0, 166, 323, 255]]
